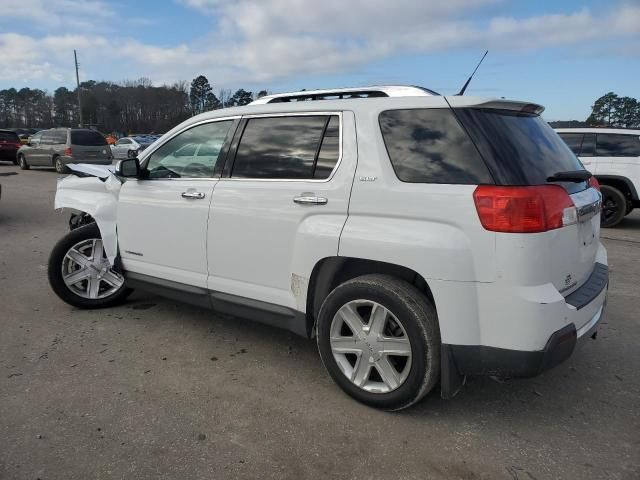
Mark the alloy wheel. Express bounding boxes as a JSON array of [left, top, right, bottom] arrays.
[[601, 192, 619, 224], [329, 299, 412, 393], [61, 238, 124, 299]]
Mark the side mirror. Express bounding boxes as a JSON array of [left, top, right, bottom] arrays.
[[115, 158, 140, 178]]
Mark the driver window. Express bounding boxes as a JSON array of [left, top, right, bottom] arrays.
[[145, 121, 233, 179]]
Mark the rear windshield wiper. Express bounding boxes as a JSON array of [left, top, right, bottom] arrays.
[[546, 170, 592, 183]]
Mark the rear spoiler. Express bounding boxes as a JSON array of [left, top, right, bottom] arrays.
[[445, 96, 545, 115]]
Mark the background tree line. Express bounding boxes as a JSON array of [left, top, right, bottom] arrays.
[[550, 92, 639, 129], [1, 78, 636, 133], [0, 75, 267, 133]]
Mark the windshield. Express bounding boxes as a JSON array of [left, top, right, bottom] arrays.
[[455, 108, 586, 192], [70, 130, 107, 146]]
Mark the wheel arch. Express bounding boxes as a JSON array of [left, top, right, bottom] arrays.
[[305, 256, 435, 338], [54, 175, 123, 265], [596, 175, 638, 201]]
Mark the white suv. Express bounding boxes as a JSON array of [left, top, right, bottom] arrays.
[[556, 128, 640, 227], [48, 86, 608, 410]]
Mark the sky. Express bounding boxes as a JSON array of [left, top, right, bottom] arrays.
[[0, 0, 638, 120]]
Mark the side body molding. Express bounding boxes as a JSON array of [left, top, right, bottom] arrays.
[[54, 174, 123, 264]]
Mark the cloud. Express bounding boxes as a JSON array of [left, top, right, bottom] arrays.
[[0, 0, 114, 30], [0, 1, 638, 88]]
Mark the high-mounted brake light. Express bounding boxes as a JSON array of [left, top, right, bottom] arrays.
[[588, 176, 600, 191], [64, 147, 73, 157], [473, 185, 576, 233]]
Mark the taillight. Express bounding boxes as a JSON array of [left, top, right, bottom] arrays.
[[64, 147, 73, 157], [473, 185, 576, 233], [588, 176, 600, 191]]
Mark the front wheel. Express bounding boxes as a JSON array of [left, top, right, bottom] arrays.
[[600, 185, 626, 228], [48, 223, 132, 309], [316, 274, 440, 411]]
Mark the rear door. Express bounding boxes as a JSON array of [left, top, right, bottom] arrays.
[[596, 133, 640, 180], [207, 112, 356, 311]]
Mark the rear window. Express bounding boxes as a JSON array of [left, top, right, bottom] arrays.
[[0, 131, 19, 142], [379, 109, 492, 184], [596, 134, 640, 157], [71, 130, 107, 146], [455, 109, 584, 187]]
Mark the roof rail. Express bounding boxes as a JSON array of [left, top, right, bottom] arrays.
[[250, 85, 439, 105]]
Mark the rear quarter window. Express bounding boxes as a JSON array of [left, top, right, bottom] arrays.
[[378, 108, 492, 184], [71, 130, 107, 146]]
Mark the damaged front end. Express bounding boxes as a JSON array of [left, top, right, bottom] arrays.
[[55, 164, 123, 265]]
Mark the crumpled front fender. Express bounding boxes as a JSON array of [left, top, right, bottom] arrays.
[[54, 174, 123, 265]]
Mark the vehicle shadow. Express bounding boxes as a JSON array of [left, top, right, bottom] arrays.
[[117, 290, 605, 420]]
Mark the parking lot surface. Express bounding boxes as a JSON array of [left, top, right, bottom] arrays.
[[1, 164, 638, 480]]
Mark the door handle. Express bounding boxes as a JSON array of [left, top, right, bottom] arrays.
[[181, 191, 206, 199], [293, 195, 328, 205]]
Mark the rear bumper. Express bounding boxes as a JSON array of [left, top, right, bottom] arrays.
[[60, 155, 112, 165], [440, 264, 608, 398], [443, 301, 604, 379]]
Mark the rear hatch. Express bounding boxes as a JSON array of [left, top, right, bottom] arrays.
[[0, 131, 20, 153], [70, 130, 110, 161], [452, 100, 601, 294]]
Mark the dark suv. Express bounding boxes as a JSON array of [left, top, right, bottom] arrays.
[[17, 128, 112, 173], [0, 129, 22, 163]]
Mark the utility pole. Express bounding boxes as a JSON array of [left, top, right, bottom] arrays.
[[74, 49, 83, 127]]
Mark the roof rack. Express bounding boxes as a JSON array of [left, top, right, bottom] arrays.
[[250, 85, 439, 105]]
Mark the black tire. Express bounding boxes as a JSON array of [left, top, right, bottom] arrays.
[[600, 185, 626, 228], [12, 154, 18, 165], [18, 154, 29, 170], [48, 223, 133, 309], [316, 274, 440, 411], [54, 156, 68, 173]]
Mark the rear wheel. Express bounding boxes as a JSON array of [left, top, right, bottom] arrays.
[[600, 185, 626, 228], [18, 154, 29, 170], [316, 274, 440, 410], [54, 156, 68, 173], [48, 223, 132, 309]]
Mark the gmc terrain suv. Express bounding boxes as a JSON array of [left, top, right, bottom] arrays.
[[48, 86, 608, 410], [556, 128, 640, 227]]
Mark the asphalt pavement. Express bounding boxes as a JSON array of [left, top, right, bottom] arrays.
[[0, 163, 638, 479]]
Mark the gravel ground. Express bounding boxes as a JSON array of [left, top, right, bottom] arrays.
[[0, 164, 638, 480]]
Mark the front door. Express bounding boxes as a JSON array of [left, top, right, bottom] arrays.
[[117, 119, 237, 288], [207, 112, 356, 311]]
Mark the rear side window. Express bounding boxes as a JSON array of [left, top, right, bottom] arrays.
[[231, 115, 340, 179], [558, 133, 583, 155], [379, 108, 492, 184], [71, 130, 106, 146], [0, 131, 19, 142], [596, 134, 640, 157], [455, 109, 583, 187]]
